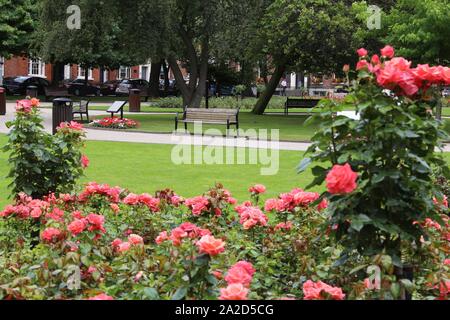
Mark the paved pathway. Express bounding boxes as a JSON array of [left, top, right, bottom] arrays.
[[1, 103, 450, 152]]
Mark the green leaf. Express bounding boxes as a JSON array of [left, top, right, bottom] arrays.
[[297, 157, 312, 173], [143, 288, 160, 300], [172, 287, 188, 300]]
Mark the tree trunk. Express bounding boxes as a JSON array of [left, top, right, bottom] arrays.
[[190, 39, 209, 108], [168, 56, 192, 107], [84, 68, 89, 97], [162, 60, 170, 94], [149, 60, 162, 98], [252, 63, 286, 115]]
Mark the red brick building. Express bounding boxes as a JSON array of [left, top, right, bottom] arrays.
[[1, 55, 158, 85]]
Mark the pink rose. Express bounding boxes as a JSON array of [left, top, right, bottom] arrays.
[[326, 163, 358, 195], [68, 219, 87, 236], [371, 54, 380, 65], [356, 60, 369, 71], [111, 238, 123, 248], [343, 64, 350, 73], [357, 48, 368, 57], [196, 235, 226, 256], [155, 231, 169, 244], [219, 283, 249, 300], [380, 45, 395, 58], [249, 184, 266, 194], [81, 155, 90, 169], [117, 242, 131, 252], [128, 234, 144, 245], [318, 199, 328, 211], [123, 193, 139, 205], [41, 228, 62, 243], [88, 293, 114, 300], [110, 203, 120, 213], [303, 280, 345, 300]]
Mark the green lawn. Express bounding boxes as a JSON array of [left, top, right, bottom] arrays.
[[90, 112, 318, 142], [0, 134, 318, 208], [1, 133, 450, 210]]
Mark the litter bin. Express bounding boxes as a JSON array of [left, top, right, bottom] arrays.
[[52, 98, 73, 134], [0, 87, 5, 116], [26, 85, 38, 98], [129, 89, 141, 112]]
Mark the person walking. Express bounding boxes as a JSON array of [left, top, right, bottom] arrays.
[[281, 78, 287, 96]]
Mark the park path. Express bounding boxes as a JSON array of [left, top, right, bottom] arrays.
[[1, 102, 450, 152], [0, 103, 310, 151]]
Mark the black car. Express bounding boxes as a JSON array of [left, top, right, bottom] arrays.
[[100, 80, 121, 96], [67, 79, 100, 96], [3, 76, 50, 95]]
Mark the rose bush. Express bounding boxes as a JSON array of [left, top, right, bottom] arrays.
[[0, 179, 447, 300], [3, 99, 87, 199], [299, 46, 450, 299]]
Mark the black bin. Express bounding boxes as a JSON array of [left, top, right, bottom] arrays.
[[26, 85, 38, 98], [52, 98, 73, 134], [0, 87, 5, 116]]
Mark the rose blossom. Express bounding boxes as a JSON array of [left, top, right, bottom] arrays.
[[357, 48, 368, 57], [128, 234, 144, 245], [41, 228, 62, 243], [68, 219, 87, 236], [249, 184, 266, 194], [225, 261, 255, 287], [196, 235, 225, 256], [117, 242, 131, 252], [155, 231, 169, 244], [110, 203, 120, 213], [81, 155, 90, 169], [219, 283, 249, 300], [326, 163, 358, 194], [88, 293, 114, 300], [303, 280, 345, 300], [380, 45, 395, 58]]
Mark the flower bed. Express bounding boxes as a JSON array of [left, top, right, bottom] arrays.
[[91, 117, 139, 129], [0, 181, 448, 300]]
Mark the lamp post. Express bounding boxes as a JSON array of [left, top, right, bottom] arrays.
[[205, 79, 209, 109], [0, 59, 4, 86]]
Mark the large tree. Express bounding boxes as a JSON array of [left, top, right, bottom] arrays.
[[35, 0, 129, 85], [116, 0, 259, 107], [250, 0, 359, 114], [0, 0, 36, 57], [0, 0, 37, 84], [385, 0, 450, 65]]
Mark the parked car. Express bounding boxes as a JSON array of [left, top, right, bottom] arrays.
[[159, 79, 179, 97], [443, 87, 450, 97], [115, 79, 150, 96], [66, 79, 101, 96], [217, 84, 235, 97], [100, 80, 121, 96], [3, 76, 50, 95]]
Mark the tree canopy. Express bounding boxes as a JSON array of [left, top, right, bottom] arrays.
[[0, 0, 36, 57], [251, 0, 360, 114]]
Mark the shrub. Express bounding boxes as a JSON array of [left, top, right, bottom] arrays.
[[3, 99, 87, 199], [299, 46, 450, 292], [0, 180, 448, 300]]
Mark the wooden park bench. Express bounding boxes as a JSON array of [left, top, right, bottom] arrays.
[[45, 87, 73, 102], [72, 100, 90, 122], [107, 101, 128, 119], [175, 107, 240, 134], [284, 97, 321, 115]]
